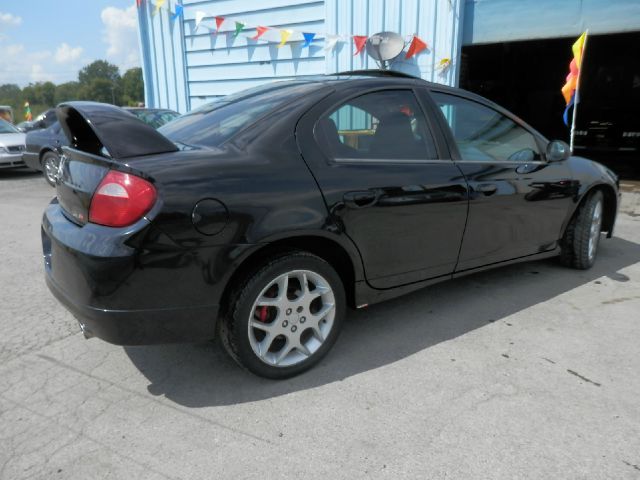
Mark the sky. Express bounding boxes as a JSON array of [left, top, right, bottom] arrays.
[[0, 0, 140, 87]]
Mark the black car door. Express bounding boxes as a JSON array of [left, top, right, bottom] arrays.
[[297, 85, 469, 289], [428, 90, 576, 271]]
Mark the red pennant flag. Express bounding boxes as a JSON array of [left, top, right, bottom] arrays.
[[136, 0, 143, 6], [251, 26, 269, 40], [405, 35, 427, 59], [215, 16, 225, 32], [353, 35, 368, 56]]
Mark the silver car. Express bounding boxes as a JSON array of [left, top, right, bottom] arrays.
[[0, 119, 26, 169]]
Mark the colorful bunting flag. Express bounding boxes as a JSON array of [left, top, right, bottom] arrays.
[[302, 32, 316, 48], [171, 2, 183, 22], [194, 11, 206, 30], [278, 29, 292, 48], [562, 31, 587, 126], [405, 35, 427, 59], [233, 21, 246, 37], [323, 34, 341, 52], [136, 0, 143, 7], [24, 102, 32, 121], [215, 16, 225, 32], [152, 0, 165, 16], [251, 26, 269, 40], [352, 35, 368, 56]]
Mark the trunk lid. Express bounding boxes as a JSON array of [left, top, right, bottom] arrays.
[[54, 102, 178, 225]]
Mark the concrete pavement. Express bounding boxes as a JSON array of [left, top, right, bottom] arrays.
[[1, 171, 639, 479]]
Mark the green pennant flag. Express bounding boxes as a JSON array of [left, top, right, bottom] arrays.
[[233, 21, 246, 37]]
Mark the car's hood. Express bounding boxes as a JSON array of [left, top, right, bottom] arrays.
[[0, 132, 26, 147]]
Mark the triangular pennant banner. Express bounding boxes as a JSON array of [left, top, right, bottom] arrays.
[[278, 29, 292, 48], [251, 26, 269, 40], [215, 16, 225, 32], [302, 32, 316, 48], [233, 21, 246, 37], [171, 3, 183, 22], [152, 0, 165, 16], [324, 34, 340, 52], [136, 0, 143, 7], [195, 11, 206, 30], [405, 35, 427, 59], [353, 35, 368, 56]]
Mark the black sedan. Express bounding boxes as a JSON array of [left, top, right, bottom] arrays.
[[42, 71, 619, 379]]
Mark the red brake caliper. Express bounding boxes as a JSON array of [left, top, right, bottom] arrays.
[[257, 306, 269, 322]]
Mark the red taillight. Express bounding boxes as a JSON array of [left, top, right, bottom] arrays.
[[89, 170, 156, 227]]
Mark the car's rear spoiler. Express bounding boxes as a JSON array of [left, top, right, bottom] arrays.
[[56, 101, 178, 159]]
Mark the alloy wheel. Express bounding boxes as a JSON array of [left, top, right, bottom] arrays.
[[588, 199, 603, 260], [247, 269, 336, 367]]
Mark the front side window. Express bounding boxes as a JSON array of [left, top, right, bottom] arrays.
[[431, 91, 541, 162], [317, 90, 437, 161]]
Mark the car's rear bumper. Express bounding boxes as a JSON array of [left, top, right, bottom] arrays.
[[42, 201, 219, 345], [45, 273, 217, 345]]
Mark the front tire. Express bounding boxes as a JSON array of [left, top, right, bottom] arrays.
[[221, 252, 346, 379], [41, 151, 60, 187], [560, 190, 604, 270]]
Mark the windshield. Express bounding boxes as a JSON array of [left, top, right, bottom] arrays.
[[159, 81, 321, 148], [0, 119, 19, 134]]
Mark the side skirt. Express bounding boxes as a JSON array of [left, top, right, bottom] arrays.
[[354, 248, 561, 309]]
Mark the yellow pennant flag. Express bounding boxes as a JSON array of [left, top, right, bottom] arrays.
[[278, 29, 292, 48], [153, 0, 165, 16], [572, 31, 587, 69]]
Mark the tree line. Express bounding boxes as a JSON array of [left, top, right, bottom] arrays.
[[0, 60, 144, 121]]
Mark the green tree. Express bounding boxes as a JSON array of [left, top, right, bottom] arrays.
[[121, 68, 144, 106], [79, 78, 119, 104], [0, 84, 22, 113], [54, 81, 80, 105], [78, 60, 122, 105], [78, 60, 120, 85]]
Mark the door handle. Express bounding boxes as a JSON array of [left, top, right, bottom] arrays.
[[476, 183, 498, 195], [343, 190, 379, 208]]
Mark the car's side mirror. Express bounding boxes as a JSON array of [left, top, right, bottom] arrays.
[[36, 120, 46, 129], [546, 140, 570, 162]]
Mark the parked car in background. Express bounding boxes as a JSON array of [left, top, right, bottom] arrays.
[[123, 107, 180, 129], [23, 120, 68, 186], [0, 105, 13, 123], [42, 72, 619, 379], [0, 118, 27, 170], [16, 121, 36, 132]]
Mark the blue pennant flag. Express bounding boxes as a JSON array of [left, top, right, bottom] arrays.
[[302, 32, 316, 48], [563, 91, 576, 126], [171, 2, 183, 22]]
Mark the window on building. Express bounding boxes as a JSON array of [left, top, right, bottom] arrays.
[[317, 90, 437, 161], [431, 91, 541, 162]]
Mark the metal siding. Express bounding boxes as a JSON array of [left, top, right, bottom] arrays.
[[137, 0, 190, 112], [325, 0, 464, 87], [182, 0, 326, 107], [463, 0, 640, 45]]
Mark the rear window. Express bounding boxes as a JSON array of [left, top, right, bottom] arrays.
[[159, 81, 321, 148]]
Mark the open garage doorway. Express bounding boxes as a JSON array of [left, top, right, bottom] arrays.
[[460, 31, 640, 180]]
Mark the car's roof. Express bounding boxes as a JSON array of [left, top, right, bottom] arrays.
[[124, 107, 178, 113]]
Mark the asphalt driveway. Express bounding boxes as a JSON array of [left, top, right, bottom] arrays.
[[1, 171, 639, 479]]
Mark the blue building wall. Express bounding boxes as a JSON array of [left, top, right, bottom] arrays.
[[137, 0, 639, 112], [138, 0, 463, 112]]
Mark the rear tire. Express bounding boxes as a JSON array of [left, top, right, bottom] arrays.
[[220, 252, 345, 379], [560, 190, 604, 270], [41, 151, 60, 187]]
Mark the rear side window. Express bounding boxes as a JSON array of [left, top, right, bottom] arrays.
[[159, 82, 321, 148], [317, 90, 438, 161], [431, 91, 541, 162]]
